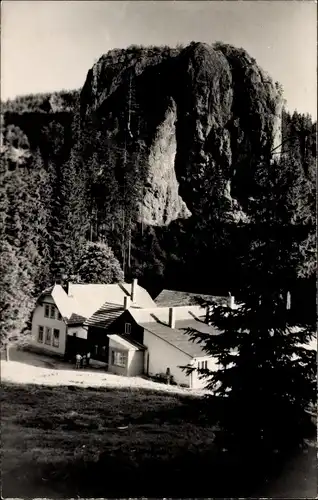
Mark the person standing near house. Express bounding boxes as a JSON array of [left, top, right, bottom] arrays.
[[86, 352, 91, 367], [82, 354, 87, 368], [166, 367, 171, 385], [75, 353, 82, 369]]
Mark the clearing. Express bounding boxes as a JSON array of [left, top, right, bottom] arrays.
[[2, 382, 221, 498], [1, 347, 208, 395], [1, 349, 316, 498], [2, 349, 220, 498]]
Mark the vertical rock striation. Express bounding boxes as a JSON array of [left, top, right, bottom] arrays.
[[80, 42, 283, 226]]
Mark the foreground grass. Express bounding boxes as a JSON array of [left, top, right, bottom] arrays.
[[3, 382, 310, 498], [2, 383, 223, 498]]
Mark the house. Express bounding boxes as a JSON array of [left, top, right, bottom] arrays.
[[30, 278, 236, 389], [128, 304, 220, 389], [88, 298, 224, 389], [30, 279, 156, 359]]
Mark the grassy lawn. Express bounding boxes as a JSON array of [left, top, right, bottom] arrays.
[[3, 382, 315, 498], [2, 382, 226, 498]]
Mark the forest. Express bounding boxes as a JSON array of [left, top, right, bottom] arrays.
[[0, 42, 316, 347]]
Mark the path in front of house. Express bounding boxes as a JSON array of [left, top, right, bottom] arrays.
[[1, 348, 208, 396]]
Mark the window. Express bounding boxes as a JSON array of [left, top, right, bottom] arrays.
[[198, 360, 208, 370], [38, 326, 44, 343], [44, 305, 50, 318], [45, 327, 52, 345], [111, 350, 127, 367], [50, 305, 55, 319], [53, 329, 60, 347], [124, 323, 131, 334], [58, 311, 62, 321]]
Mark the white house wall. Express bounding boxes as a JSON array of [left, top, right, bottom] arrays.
[[31, 303, 67, 355], [127, 350, 144, 377], [108, 337, 128, 376], [143, 329, 191, 386], [191, 356, 218, 390], [67, 326, 88, 339]]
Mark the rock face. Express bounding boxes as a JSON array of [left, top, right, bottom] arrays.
[[142, 99, 191, 225], [80, 42, 283, 225]]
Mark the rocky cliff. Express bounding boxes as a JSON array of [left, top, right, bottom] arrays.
[[80, 42, 283, 225]]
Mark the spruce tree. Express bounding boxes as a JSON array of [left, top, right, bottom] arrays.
[[0, 143, 50, 355], [0, 241, 35, 360], [185, 154, 317, 478], [57, 144, 90, 280]]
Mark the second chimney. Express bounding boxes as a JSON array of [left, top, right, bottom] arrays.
[[168, 307, 175, 329], [227, 292, 235, 309], [124, 296, 131, 310], [131, 278, 138, 303]]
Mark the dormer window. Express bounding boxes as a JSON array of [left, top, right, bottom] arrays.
[[124, 323, 131, 334]]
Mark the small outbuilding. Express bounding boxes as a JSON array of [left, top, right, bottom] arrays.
[[107, 334, 146, 377]]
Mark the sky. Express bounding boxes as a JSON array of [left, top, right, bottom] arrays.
[[1, 0, 317, 119]]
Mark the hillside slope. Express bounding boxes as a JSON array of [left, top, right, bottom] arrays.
[[1, 42, 315, 298]]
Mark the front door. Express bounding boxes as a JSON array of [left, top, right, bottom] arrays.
[[65, 334, 87, 361]]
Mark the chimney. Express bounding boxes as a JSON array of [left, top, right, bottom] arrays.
[[168, 307, 175, 329], [62, 277, 69, 296], [124, 296, 131, 310], [227, 292, 235, 309], [131, 278, 138, 303], [205, 305, 213, 325]]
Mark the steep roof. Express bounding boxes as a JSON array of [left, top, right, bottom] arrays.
[[36, 282, 156, 323], [155, 289, 227, 307], [127, 305, 219, 358], [84, 302, 124, 329], [50, 285, 75, 319], [67, 313, 87, 326], [141, 319, 219, 358], [68, 283, 156, 317]]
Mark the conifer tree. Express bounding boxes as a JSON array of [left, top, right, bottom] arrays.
[[185, 154, 317, 475], [57, 143, 90, 279], [0, 144, 50, 355], [29, 149, 52, 291], [0, 241, 35, 360]]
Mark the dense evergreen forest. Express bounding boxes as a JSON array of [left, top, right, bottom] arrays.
[[0, 43, 316, 347]]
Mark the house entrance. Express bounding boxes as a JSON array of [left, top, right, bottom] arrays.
[[64, 334, 87, 361]]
